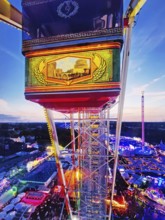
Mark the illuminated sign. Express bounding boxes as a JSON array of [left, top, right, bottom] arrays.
[[25, 43, 121, 110], [25, 45, 120, 89]]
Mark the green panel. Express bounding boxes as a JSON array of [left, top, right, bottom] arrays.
[[113, 49, 120, 82], [26, 48, 120, 89]]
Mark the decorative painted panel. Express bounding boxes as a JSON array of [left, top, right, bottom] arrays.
[[26, 48, 120, 92]]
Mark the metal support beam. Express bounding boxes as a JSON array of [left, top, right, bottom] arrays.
[[141, 91, 145, 148], [126, 0, 147, 19], [70, 113, 76, 166], [0, 0, 22, 29], [108, 17, 134, 220], [44, 108, 73, 220], [129, 0, 147, 18]]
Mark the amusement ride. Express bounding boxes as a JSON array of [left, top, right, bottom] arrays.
[[0, 0, 147, 219]]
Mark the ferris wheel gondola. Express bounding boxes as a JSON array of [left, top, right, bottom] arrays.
[[0, 0, 147, 219]]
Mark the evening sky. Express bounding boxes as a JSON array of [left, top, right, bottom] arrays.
[[0, 0, 165, 122]]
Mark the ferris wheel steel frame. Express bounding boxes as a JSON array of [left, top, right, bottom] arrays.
[[44, 13, 144, 220], [0, 0, 147, 219], [44, 105, 116, 220]]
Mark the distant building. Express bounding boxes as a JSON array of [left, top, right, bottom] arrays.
[[0, 138, 26, 156], [22, 191, 49, 206], [159, 140, 165, 151], [127, 174, 143, 188], [20, 160, 57, 187]]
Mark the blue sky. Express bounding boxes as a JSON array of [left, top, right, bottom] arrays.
[[0, 0, 165, 122]]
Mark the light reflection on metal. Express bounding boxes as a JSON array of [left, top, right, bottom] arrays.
[[0, 0, 22, 30]]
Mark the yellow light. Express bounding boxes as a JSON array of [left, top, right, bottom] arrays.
[[76, 170, 79, 180], [76, 169, 83, 181]]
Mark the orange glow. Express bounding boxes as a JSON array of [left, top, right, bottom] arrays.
[[25, 82, 120, 93], [63, 168, 85, 198], [105, 195, 127, 210], [25, 42, 121, 58]]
